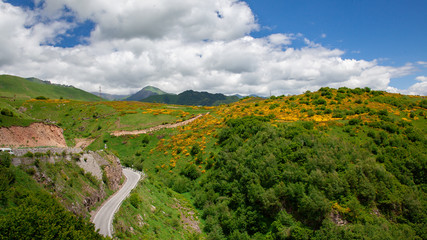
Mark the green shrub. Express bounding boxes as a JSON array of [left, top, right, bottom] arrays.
[[0, 109, 13, 117], [129, 192, 141, 208], [313, 98, 327, 105], [134, 161, 144, 171], [348, 118, 362, 125], [0, 152, 12, 168], [25, 168, 36, 175], [190, 144, 200, 156], [180, 163, 200, 180], [35, 96, 48, 100], [141, 135, 150, 145], [23, 152, 34, 158], [102, 171, 108, 185]]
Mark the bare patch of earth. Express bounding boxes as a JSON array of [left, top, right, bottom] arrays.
[[75, 138, 95, 149], [0, 122, 66, 147]]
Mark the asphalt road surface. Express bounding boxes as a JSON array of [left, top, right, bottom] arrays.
[[92, 168, 141, 237]]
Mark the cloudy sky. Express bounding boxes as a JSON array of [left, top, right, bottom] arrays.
[[1, 0, 426, 96]]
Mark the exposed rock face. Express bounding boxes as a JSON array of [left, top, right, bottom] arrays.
[[0, 123, 66, 147], [76, 151, 123, 191], [103, 154, 123, 191], [77, 152, 108, 180], [330, 211, 348, 226]]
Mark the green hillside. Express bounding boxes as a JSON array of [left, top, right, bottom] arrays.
[[0, 75, 102, 101], [0, 87, 425, 239], [109, 88, 426, 239]]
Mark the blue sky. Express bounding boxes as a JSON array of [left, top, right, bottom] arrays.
[[1, 0, 426, 95], [243, 0, 427, 89]]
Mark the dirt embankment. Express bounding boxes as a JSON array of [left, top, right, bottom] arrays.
[[0, 122, 66, 147]]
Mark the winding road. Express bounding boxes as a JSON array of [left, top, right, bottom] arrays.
[[92, 168, 141, 237]]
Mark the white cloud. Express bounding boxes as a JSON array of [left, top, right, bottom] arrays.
[[0, 0, 422, 96], [386, 75, 427, 96], [37, 0, 258, 42]]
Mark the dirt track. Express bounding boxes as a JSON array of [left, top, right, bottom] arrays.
[[111, 113, 207, 137]]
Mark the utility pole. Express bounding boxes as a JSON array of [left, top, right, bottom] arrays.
[[99, 86, 102, 99]]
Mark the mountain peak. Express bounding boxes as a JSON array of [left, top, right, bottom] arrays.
[[126, 86, 167, 101]]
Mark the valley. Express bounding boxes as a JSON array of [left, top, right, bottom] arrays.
[[0, 77, 426, 239]]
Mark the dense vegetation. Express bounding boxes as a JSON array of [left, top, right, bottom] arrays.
[[0, 152, 104, 239], [142, 90, 239, 106], [191, 116, 426, 239]]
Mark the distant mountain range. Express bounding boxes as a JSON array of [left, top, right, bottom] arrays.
[[0, 75, 101, 101], [122, 86, 240, 106], [90, 92, 129, 101], [1, 74, 251, 105], [125, 86, 167, 101], [140, 90, 240, 106]]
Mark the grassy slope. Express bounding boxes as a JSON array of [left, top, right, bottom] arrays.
[[0, 99, 38, 127], [144, 86, 167, 95], [114, 178, 202, 239], [0, 74, 101, 101], [2, 98, 209, 146]]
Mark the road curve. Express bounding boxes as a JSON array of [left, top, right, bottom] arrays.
[[93, 168, 141, 237]]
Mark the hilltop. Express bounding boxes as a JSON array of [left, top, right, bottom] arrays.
[[0, 75, 101, 101], [126, 86, 167, 101]]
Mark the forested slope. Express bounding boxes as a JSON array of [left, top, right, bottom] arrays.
[[193, 116, 425, 239]]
